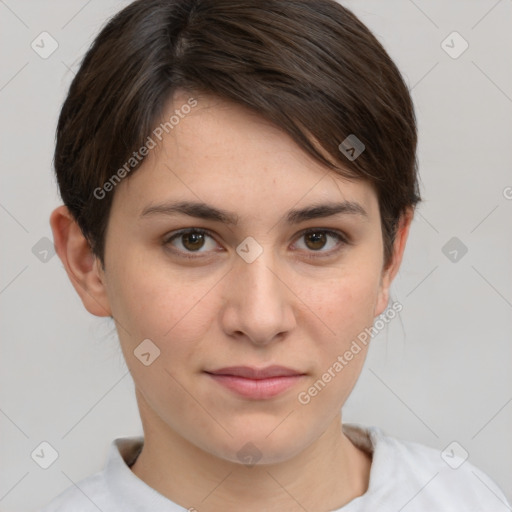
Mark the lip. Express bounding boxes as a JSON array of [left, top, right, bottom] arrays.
[[205, 366, 306, 400]]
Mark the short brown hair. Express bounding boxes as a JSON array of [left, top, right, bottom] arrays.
[[54, 0, 420, 266]]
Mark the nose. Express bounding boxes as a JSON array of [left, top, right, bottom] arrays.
[[219, 248, 297, 346]]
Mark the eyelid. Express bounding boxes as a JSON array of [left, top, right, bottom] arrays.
[[163, 227, 215, 244], [294, 227, 349, 243]]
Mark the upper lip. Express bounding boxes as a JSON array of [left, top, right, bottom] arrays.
[[205, 366, 305, 379]]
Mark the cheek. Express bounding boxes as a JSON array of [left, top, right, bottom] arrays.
[[105, 252, 219, 352], [293, 271, 379, 417], [105, 256, 218, 407], [301, 263, 383, 347]]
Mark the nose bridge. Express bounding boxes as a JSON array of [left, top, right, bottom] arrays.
[[235, 235, 279, 289], [222, 241, 295, 344], [240, 250, 280, 301]]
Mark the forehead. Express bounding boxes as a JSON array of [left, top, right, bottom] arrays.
[[114, 92, 379, 222]]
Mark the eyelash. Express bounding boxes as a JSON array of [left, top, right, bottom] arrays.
[[163, 228, 349, 260]]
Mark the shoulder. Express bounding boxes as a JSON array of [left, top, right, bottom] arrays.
[[345, 423, 511, 511], [38, 471, 108, 512], [38, 437, 144, 512]]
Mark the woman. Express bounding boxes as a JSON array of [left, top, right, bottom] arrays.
[[42, 0, 510, 510]]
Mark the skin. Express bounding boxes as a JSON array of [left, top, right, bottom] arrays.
[[51, 91, 413, 512]]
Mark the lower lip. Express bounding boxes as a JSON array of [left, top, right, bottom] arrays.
[[206, 373, 304, 399]]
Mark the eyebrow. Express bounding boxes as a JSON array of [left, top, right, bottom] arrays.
[[140, 200, 368, 225]]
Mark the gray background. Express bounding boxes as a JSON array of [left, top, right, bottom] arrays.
[[1, 1, 511, 510]]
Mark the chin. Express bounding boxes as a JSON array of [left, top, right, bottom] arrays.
[[202, 425, 308, 467]]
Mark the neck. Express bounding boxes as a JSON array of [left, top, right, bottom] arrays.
[[131, 395, 371, 512]]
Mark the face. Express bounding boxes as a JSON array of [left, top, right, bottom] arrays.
[[84, 91, 402, 464]]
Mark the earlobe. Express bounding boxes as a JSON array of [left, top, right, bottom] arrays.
[[50, 205, 112, 317], [374, 207, 414, 317]]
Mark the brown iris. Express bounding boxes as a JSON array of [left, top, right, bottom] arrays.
[[182, 232, 205, 251], [304, 232, 327, 250]]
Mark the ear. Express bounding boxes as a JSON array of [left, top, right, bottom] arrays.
[[50, 205, 112, 317], [374, 207, 414, 316]]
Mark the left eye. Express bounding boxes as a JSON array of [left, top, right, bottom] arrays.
[[293, 230, 346, 253]]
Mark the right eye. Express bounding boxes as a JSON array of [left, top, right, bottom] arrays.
[[163, 228, 222, 258]]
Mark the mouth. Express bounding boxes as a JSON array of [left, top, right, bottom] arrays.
[[204, 366, 306, 400]]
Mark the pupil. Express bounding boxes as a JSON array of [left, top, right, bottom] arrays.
[[183, 232, 204, 251], [306, 232, 326, 250]]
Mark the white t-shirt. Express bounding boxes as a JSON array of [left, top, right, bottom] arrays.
[[39, 423, 511, 511]]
